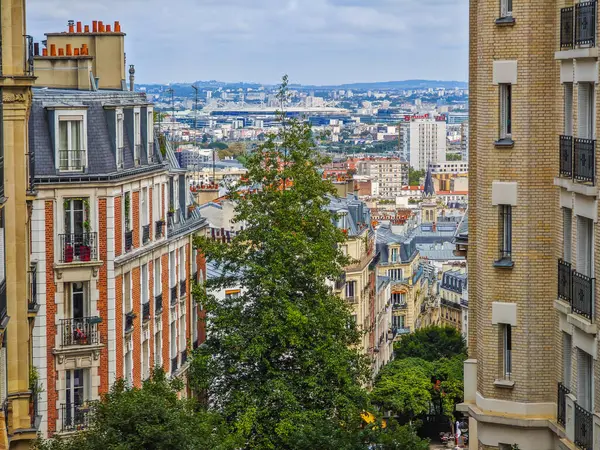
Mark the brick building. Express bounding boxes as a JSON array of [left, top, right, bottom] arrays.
[[27, 23, 207, 438]]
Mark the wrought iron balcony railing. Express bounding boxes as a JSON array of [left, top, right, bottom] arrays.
[[558, 382, 569, 426], [155, 293, 163, 314], [60, 317, 100, 347], [574, 138, 595, 184], [180, 279, 187, 297], [59, 233, 98, 263], [58, 149, 87, 172], [561, 2, 597, 49], [171, 286, 178, 306], [60, 402, 90, 432], [125, 230, 133, 253], [572, 270, 594, 321], [142, 302, 150, 322], [558, 259, 573, 303], [142, 224, 150, 245], [560, 135, 573, 178], [575, 402, 593, 450], [125, 311, 135, 333], [155, 220, 165, 239]]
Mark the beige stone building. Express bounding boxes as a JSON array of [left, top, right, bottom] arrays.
[[460, 0, 600, 449]]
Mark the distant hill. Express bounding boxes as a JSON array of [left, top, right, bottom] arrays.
[[138, 79, 468, 93]]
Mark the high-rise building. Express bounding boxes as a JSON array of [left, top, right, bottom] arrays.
[[409, 117, 447, 171], [460, 121, 469, 162], [357, 158, 409, 198], [458, 0, 593, 448]]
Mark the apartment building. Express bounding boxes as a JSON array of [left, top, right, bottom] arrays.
[[0, 0, 39, 447], [28, 23, 207, 438], [408, 117, 447, 171], [438, 266, 467, 333], [356, 158, 409, 199]]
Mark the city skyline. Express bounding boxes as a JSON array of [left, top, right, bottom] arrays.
[[27, 0, 468, 86]]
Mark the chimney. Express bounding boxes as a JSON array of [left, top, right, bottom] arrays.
[[58, 48, 65, 56], [106, 24, 112, 32], [92, 20, 98, 32], [33, 43, 39, 56], [74, 48, 80, 56], [129, 64, 135, 92], [114, 21, 121, 32], [68, 20, 74, 33], [42, 48, 48, 56], [77, 21, 82, 33], [84, 25, 90, 33], [66, 44, 72, 56], [99, 21, 104, 32], [50, 44, 56, 56]]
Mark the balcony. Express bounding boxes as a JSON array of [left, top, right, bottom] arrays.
[[171, 356, 178, 373], [558, 259, 572, 303], [575, 402, 593, 450], [142, 302, 150, 322], [58, 149, 86, 172], [395, 327, 411, 335], [392, 302, 407, 311], [142, 225, 150, 245], [155, 293, 163, 314], [460, 298, 469, 308], [180, 279, 186, 297], [59, 233, 98, 263], [60, 317, 100, 347], [561, 2, 597, 49], [60, 403, 90, 432], [572, 270, 594, 321], [125, 230, 133, 253], [155, 220, 165, 239], [125, 311, 135, 334], [574, 138, 595, 184], [181, 349, 188, 365], [346, 296, 358, 304], [171, 286, 178, 306], [557, 382, 569, 426], [560, 135, 573, 178]]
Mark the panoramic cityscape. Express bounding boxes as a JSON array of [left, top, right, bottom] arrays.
[[0, 0, 594, 450]]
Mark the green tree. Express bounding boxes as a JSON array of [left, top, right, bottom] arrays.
[[446, 153, 463, 161], [408, 167, 425, 186], [190, 77, 370, 449], [394, 326, 466, 361], [33, 369, 239, 450]]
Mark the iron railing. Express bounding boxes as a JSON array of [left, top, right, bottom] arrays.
[[60, 317, 100, 347], [575, 1, 597, 47], [28, 264, 38, 312], [0, 156, 4, 199], [171, 286, 178, 306], [60, 403, 90, 432], [395, 327, 411, 335], [575, 402, 593, 450], [59, 233, 98, 263], [558, 382, 569, 426], [561, 6, 575, 48], [180, 279, 186, 297], [25, 35, 34, 76], [58, 150, 86, 172], [125, 311, 135, 333], [392, 302, 407, 310], [155, 220, 164, 239], [155, 293, 163, 314], [0, 281, 7, 325], [171, 356, 178, 373], [181, 349, 188, 365], [560, 135, 573, 178], [125, 230, 133, 252], [558, 259, 573, 302], [142, 302, 150, 322], [572, 270, 594, 320], [574, 138, 595, 184], [142, 225, 150, 245]]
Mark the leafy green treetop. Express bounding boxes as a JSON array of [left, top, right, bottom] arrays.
[[394, 325, 467, 361]]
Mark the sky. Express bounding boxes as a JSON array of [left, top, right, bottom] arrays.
[[27, 0, 468, 86]]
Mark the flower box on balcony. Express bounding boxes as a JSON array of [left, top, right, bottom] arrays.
[[88, 316, 102, 325], [64, 245, 74, 263], [80, 245, 91, 262]]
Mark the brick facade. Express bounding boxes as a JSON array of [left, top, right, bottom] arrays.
[[44, 201, 57, 434]]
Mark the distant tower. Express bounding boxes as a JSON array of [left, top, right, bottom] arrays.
[[129, 64, 135, 92], [421, 166, 438, 224]]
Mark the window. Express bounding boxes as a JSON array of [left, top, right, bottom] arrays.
[[388, 269, 403, 281], [117, 113, 124, 169], [124, 192, 131, 232], [500, 0, 512, 17], [67, 282, 88, 319], [142, 338, 150, 381], [154, 258, 161, 297], [141, 264, 148, 306], [578, 82, 595, 139], [502, 324, 512, 380], [577, 348, 593, 411], [141, 188, 148, 227], [124, 339, 132, 385], [179, 313, 186, 353], [577, 216, 593, 277], [170, 320, 177, 367], [391, 248, 398, 263], [498, 205, 512, 261], [134, 111, 141, 165], [392, 315, 405, 329], [563, 208, 572, 262], [563, 332, 572, 387], [192, 302, 198, 344], [345, 281, 356, 299], [391, 292, 406, 306], [169, 251, 176, 289], [179, 247, 186, 283], [565, 83, 573, 136], [58, 115, 85, 172], [124, 272, 131, 313], [148, 111, 154, 162], [64, 369, 88, 414], [154, 329, 162, 368], [499, 84, 512, 140]]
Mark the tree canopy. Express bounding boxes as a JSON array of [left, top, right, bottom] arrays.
[[408, 167, 425, 187], [394, 325, 466, 361]]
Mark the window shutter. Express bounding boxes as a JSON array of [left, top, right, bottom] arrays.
[[565, 83, 574, 136], [577, 349, 593, 411], [499, 85, 507, 138], [578, 83, 591, 139], [563, 333, 572, 387], [564, 208, 572, 263], [576, 216, 592, 276]]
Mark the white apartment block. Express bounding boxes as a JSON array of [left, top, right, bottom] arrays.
[[409, 119, 447, 171]]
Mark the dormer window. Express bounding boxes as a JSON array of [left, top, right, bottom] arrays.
[[134, 111, 141, 166], [117, 113, 124, 169], [57, 111, 87, 172]]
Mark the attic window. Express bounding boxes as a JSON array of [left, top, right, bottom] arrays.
[[56, 110, 87, 173]]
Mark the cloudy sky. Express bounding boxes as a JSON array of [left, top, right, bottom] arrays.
[[27, 0, 468, 86]]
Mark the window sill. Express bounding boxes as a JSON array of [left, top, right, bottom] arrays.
[[493, 258, 514, 269], [495, 16, 515, 26], [494, 138, 515, 148], [494, 379, 515, 389]]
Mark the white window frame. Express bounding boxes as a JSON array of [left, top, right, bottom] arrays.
[[154, 258, 162, 297], [563, 208, 572, 263], [500, 0, 512, 17], [141, 264, 149, 306], [134, 109, 141, 165], [502, 324, 512, 380], [578, 82, 595, 140], [577, 215, 594, 277], [141, 187, 149, 227], [577, 348, 593, 411], [154, 329, 162, 369], [55, 109, 88, 172], [499, 84, 512, 140], [116, 111, 125, 169], [147, 108, 154, 162], [179, 247, 186, 283]]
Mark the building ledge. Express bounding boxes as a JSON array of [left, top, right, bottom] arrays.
[[466, 404, 553, 429], [493, 258, 514, 269], [494, 138, 515, 148], [555, 47, 599, 60], [494, 379, 515, 389], [554, 299, 572, 316], [54, 260, 103, 273], [53, 343, 103, 359], [567, 312, 597, 335], [495, 16, 516, 26], [554, 177, 597, 197]]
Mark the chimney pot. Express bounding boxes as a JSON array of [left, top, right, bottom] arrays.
[[58, 48, 65, 56], [99, 21, 104, 32], [92, 20, 98, 32], [42, 48, 48, 57], [66, 44, 72, 56], [76, 21, 82, 33], [114, 21, 121, 32], [74, 48, 80, 56], [106, 24, 111, 32], [84, 25, 90, 33], [68, 20, 75, 33], [50, 44, 56, 57]]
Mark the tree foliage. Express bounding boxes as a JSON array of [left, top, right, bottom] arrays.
[[394, 325, 466, 361], [33, 369, 238, 450], [190, 77, 371, 449], [408, 167, 425, 186]]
